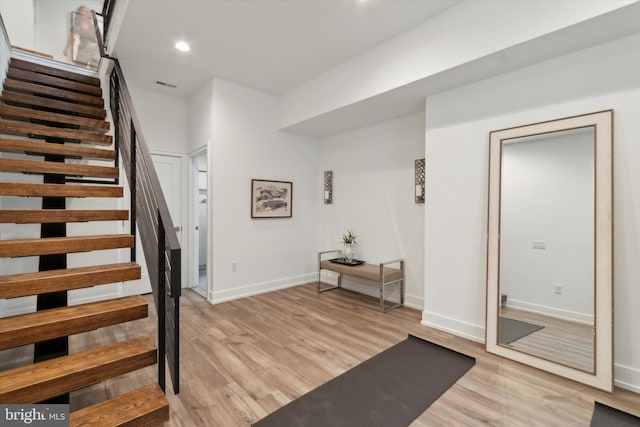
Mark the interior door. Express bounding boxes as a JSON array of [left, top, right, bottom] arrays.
[[124, 153, 184, 295]]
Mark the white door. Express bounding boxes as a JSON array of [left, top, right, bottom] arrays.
[[124, 153, 184, 296]]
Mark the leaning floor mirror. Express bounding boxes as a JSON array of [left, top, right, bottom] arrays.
[[486, 110, 613, 392]]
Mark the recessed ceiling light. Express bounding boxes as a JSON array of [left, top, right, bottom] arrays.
[[175, 41, 190, 52]]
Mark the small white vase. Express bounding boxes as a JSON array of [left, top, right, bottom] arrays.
[[344, 243, 354, 262]]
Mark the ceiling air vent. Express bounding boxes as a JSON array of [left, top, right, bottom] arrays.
[[154, 80, 177, 89]]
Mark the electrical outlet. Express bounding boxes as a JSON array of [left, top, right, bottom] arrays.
[[554, 284, 562, 295], [532, 240, 547, 250], [231, 261, 238, 272]]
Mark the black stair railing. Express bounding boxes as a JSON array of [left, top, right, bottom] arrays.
[[93, 6, 180, 395]]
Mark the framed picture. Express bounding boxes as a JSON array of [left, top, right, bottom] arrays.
[[68, 9, 103, 69], [251, 179, 293, 218]]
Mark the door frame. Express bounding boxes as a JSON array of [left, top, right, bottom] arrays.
[[189, 147, 210, 301]]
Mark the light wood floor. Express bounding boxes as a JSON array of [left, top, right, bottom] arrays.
[[500, 307, 595, 372], [2, 284, 639, 426]]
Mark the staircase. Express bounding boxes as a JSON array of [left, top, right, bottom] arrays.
[[0, 58, 169, 425]]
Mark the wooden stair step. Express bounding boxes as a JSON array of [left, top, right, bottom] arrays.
[[8, 67, 102, 97], [0, 119, 112, 145], [10, 58, 100, 87], [0, 182, 123, 197], [0, 158, 118, 178], [70, 384, 169, 427], [0, 209, 128, 224], [2, 91, 106, 120], [0, 262, 140, 299], [0, 234, 134, 258], [0, 336, 157, 403], [0, 296, 148, 350], [0, 105, 109, 132], [0, 137, 116, 161], [4, 78, 104, 107]]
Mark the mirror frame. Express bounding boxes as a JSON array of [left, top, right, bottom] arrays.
[[486, 110, 613, 392]]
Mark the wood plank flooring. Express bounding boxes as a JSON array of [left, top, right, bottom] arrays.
[[2, 283, 638, 425], [500, 307, 594, 372]]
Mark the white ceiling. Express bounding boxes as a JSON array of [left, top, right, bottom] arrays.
[[113, 0, 460, 98]]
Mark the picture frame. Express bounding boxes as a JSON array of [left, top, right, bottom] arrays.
[[68, 10, 103, 69], [251, 179, 293, 218]]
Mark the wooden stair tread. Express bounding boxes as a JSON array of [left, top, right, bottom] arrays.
[[4, 78, 104, 107], [8, 67, 102, 97], [0, 209, 128, 224], [0, 158, 118, 178], [0, 119, 112, 145], [0, 336, 157, 403], [0, 234, 135, 257], [1, 91, 106, 120], [70, 384, 169, 427], [0, 262, 141, 299], [0, 137, 116, 160], [0, 296, 148, 350], [10, 58, 100, 86], [0, 182, 123, 197], [0, 105, 109, 132]]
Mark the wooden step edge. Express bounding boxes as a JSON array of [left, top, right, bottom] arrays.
[[11, 46, 54, 59], [0, 105, 110, 132], [0, 182, 123, 198], [0, 158, 119, 178], [0, 137, 116, 161], [0, 209, 128, 224], [1, 91, 107, 120], [10, 57, 101, 86], [0, 119, 112, 146], [0, 234, 135, 258], [0, 296, 148, 350], [0, 262, 141, 299], [7, 67, 102, 97], [4, 78, 104, 107], [70, 384, 169, 427], [0, 336, 157, 404]]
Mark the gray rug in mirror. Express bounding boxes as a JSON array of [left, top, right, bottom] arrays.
[[252, 335, 475, 427], [499, 317, 544, 345], [591, 402, 640, 426]]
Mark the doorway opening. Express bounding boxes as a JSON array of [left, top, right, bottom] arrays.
[[192, 152, 208, 299]]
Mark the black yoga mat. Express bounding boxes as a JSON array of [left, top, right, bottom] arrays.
[[499, 317, 544, 345], [253, 335, 475, 427], [591, 402, 640, 426]]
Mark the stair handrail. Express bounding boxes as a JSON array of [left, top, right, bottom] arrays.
[[91, 7, 181, 395]]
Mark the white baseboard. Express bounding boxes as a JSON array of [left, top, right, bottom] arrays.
[[614, 363, 640, 393], [404, 294, 424, 310], [421, 310, 485, 343], [209, 273, 317, 304], [506, 298, 593, 325]]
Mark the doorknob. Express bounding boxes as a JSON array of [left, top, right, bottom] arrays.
[[195, 226, 199, 230], [175, 226, 182, 232]]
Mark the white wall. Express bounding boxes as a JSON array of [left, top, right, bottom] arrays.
[[0, 0, 35, 50], [0, 0, 34, 49], [501, 132, 594, 323], [423, 33, 640, 391], [128, 86, 189, 154], [206, 78, 319, 302], [279, 0, 635, 130], [318, 113, 425, 309]]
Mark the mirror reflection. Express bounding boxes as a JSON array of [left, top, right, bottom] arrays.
[[498, 127, 595, 372]]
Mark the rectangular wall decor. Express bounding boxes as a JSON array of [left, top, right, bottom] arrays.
[[415, 159, 425, 203], [251, 179, 293, 218], [324, 171, 333, 204]]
